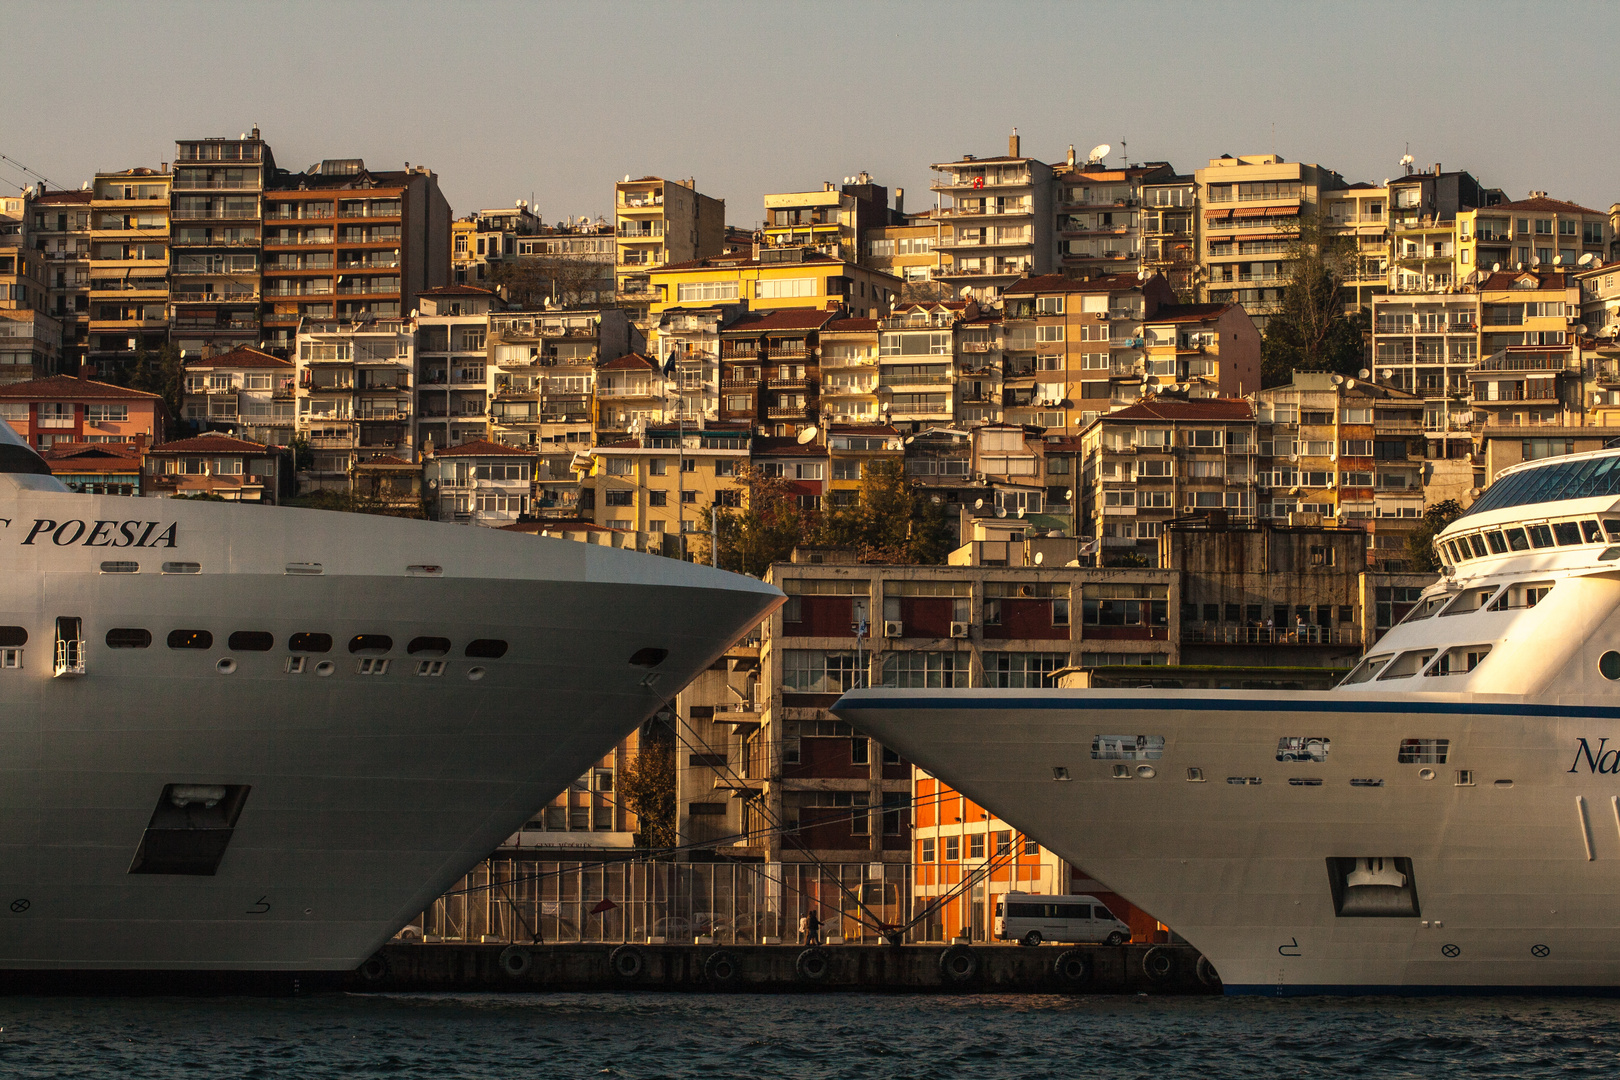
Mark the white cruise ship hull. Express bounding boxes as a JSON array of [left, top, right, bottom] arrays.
[[0, 481, 779, 970], [836, 688, 1620, 995]]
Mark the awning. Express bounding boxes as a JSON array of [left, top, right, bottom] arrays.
[[1203, 208, 1233, 220]]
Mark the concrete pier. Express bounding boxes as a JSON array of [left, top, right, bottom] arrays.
[[344, 941, 1219, 994]]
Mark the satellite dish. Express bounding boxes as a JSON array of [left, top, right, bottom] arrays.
[[1034, 551, 1044, 565], [1065, 487, 1074, 501], [1579, 253, 1597, 267], [960, 285, 974, 297], [1491, 263, 1501, 272], [1531, 256, 1541, 267], [1553, 256, 1563, 266], [904, 434, 916, 444], [1016, 507, 1026, 518], [1400, 154, 1414, 166], [996, 506, 1007, 518], [1358, 369, 1371, 379], [623, 174, 630, 182], [1145, 375, 1160, 387], [796, 425, 818, 444], [1088, 143, 1111, 163], [1577, 324, 1590, 336], [1516, 262, 1525, 271], [1330, 374, 1343, 384], [974, 498, 984, 510]]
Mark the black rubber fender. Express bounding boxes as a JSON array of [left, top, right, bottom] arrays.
[[795, 946, 830, 982], [1052, 948, 1090, 987], [704, 949, 742, 987], [609, 943, 645, 981], [499, 944, 531, 978], [357, 953, 390, 982], [1196, 954, 1221, 988], [1142, 945, 1175, 982], [938, 944, 979, 984]]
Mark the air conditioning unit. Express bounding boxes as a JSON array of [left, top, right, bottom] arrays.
[[883, 621, 904, 638], [950, 622, 970, 639]]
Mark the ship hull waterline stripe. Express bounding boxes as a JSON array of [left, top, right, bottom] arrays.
[[833, 695, 1620, 721]]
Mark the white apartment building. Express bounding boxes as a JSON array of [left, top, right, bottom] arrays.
[[181, 345, 295, 446], [932, 131, 1055, 302], [294, 318, 416, 489], [414, 286, 496, 451], [426, 438, 536, 527]]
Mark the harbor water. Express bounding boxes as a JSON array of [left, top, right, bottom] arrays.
[[2, 992, 1619, 1078]]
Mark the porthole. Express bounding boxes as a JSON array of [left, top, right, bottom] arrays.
[[216, 658, 237, 675], [465, 639, 507, 659], [161, 562, 201, 575], [349, 634, 393, 655], [100, 561, 139, 574], [228, 631, 274, 652], [1600, 651, 1620, 681], [315, 661, 335, 677], [408, 636, 451, 656], [467, 666, 487, 681], [106, 628, 151, 649], [1419, 768, 1436, 781], [288, 633, 332, 653], [167, 630, 213, 650]]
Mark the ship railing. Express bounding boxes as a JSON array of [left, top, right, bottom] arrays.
[[1181, 624, 1359, 646], [54, 638, 85, 678]]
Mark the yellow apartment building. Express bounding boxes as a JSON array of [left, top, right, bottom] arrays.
[[818, 316, 882, 426], [1322, 183, 1389, 312], [648, 247, 901, 321], [1459, 195, 1611, 280], [825, 422, 903, 510], [88, 167, 170, 373], [860, 215, 942, 294], [1469, 268, 1583, 430], [586, 425, 751, 554]]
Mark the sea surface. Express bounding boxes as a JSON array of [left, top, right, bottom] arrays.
[[1, 992, 1617, 1079]]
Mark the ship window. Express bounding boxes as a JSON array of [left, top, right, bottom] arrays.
[[161, 562, 201, 575], [1277, 737, 1330, 763], [1399, 738, 1451, 764], [408, 637, 451, 656], [288, 632, 332, 653], [1377, 650, 1435, 680], [166, 630, 213, 650], [1341, 653, 1393, 685], [1424, 646, 1491, 676], [1445, 541, 1464, 562], [1349, 778, 1385, 787], [1440, 585, 1502, 616], [1583, 520, 1605, 543], [1600, 651, 1620, 681], [416, 660, 446, 677], [1552, 521, 1583, 546], [227, 631, 273, 652], [100, 561, 139, 574], [1485, 531, 1507, 554], [355, 658, 390, 675], [1468, 534, 1488, 558], [1505, 528, 1530, 551], [0, 626, 26, 647], [348, 634, 393, 655], [1401, 595, 1449, 624], [1091, 735, 1165, 760], [105, 628, 150, 649], [1489, 580, 1554, 610], [1605, 520, 1620, 542], [0, 649, 19, 669], [465, 638, 508, 659], [1527, 524, 1554, 548], [1288, 778, 1324, 787]]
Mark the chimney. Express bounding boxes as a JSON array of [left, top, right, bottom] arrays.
[[78, 363, 92, 382], [823, 181, 834, 192], [134, 432, 148, 452], [1067, 144, 1076, 168], [1009, 127, 1020, 159], [894, 188, 904, 216], [1433, 163, 1442, 176]]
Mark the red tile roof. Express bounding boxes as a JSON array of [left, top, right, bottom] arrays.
[[1103, 398, 1254, 422], [432, 438, 537, 458], [824, 318, 879, 332], [722, 309, 838, 333], [185, 345, 292, 370], [1147, 303, 1233, 324], [1480, 270, 1571, 291], [40, 442, 144, 462], [598, 352, 658, 371], [149, 434, 271, 454], [1490, 196, 1603, 216], [0, 375, 162, 401], [35, 190, 91, 205], [354, 454, 414, 467], [1004, 273, 1145, 295], [418, 284, 498, 297]]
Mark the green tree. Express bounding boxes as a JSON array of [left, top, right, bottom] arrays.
[[1259, 211, 1367, 388], [816, 458, 950, 564], [1404, 498, 1464, 572], [705, 464, 815, 575], [618, 739, 676, 850], [128, 341, 186, 437]]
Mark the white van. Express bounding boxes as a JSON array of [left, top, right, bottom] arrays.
[[994, 892, 1131, 946]]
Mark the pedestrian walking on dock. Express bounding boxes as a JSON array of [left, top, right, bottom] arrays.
[[802, 907, 822, 946]]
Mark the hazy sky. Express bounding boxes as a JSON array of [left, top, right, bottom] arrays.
[[5, 1, 1617, 226]]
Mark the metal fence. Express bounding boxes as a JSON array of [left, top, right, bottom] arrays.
[[408, 858, 1058, 946]]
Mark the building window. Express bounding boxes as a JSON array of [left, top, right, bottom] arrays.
[[782, 649, 862, 693], [988, 652, 1067, 688], [921, 837, 935, 863], [880, 651, 970, 688]]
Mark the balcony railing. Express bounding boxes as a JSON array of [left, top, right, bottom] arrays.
[[1181, 624, 1359, 646]]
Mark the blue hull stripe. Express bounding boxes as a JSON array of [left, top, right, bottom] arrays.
[[833, 693, 1620, 721], [1225, 983, 1620, 998]]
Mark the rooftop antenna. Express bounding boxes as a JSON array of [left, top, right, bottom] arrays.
[[1120, 139, 1127, 167]]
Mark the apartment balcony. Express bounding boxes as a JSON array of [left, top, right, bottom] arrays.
[[171, 235, 261, 249], [878, 373, 954, 390], [264, 209, 333, 221], [306, 435, 356, 449], [172, 178, 263, 192], [1474, 352, 1571, 373], [765, 345, 808, 359], [304, 383, 356, 394], [766, 377, 809, 389], [264, 234, 335, 246], [935, 204, 1033, 219], [617, 195, 664, 210], [821, 382, 877, 397], [171, 291, 259, 304], [42, 249, 89, 261], [170, 317, 259, 332], [766, 404, 811, 419], [939, 235, 1032, 250], [939, 263, 1031, 279], [596, 387, 660, 400], [721, 377, 758, 389], [932, 172, 1032, 192], [616, 225, 664, 239]]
